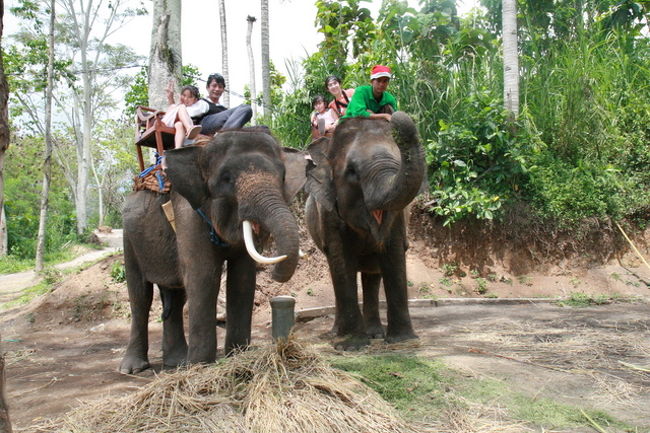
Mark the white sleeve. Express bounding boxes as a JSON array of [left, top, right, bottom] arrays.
[[186, 99, 209, 118]]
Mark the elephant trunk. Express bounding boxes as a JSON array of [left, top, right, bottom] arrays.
[[366, 112, 425, 211], [237, 173, 300, 283]]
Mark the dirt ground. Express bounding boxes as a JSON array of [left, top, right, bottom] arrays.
[[1, 222, 649, 431]]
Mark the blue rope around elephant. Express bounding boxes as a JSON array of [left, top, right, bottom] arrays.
[[195, 208, 228, 247]]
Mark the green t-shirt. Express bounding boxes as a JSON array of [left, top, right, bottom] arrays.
[[341, 85, 398, 120]]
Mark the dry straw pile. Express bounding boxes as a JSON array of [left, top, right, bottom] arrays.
[[33, 338, 420, 433]]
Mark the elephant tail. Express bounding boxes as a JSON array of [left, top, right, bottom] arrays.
[[160, 288, 173, 321]]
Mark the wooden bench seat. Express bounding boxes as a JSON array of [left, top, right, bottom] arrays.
[[134, 106, 176, 171]]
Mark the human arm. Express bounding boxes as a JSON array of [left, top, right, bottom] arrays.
[[341, 86, 372, 119], [166, 81, 175, 105]]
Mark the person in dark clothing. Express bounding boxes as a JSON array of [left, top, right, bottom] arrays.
[[199, 73, 253, 135]]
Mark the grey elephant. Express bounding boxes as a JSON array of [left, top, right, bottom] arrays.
[[304, 112, 425, 350], [120, 130, 306, 373]]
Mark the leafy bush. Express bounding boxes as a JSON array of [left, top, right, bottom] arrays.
[[425, 91, 540, 225], [110, 261, 126, 283]]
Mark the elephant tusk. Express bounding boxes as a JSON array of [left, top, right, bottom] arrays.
[[242, 220, 288, 265]]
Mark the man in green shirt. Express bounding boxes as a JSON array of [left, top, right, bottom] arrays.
[[341, 65, 397, 122]]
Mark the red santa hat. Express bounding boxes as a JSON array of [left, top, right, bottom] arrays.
[[370, 65, 392, 80]]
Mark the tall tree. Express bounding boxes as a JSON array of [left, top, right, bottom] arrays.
[[0, 0, 8, 258], [35, 0, 56, 272], [218, 0, 230, 108], [56, 0, 143, 235], [149, 0, 182, 110], [246, 15, 257, 124], [0, 0, 12, 426], [502, 0, 519, 115], [261, 0, 270, 116]]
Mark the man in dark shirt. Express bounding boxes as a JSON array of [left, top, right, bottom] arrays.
[[199, 73, 253, 135]]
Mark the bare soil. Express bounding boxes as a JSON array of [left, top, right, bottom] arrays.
[[1, 215, 649, 431]]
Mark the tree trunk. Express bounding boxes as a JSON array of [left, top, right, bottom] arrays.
[[0, 0, 12, 429], [218, 0, 230, 108], [149, 0, 182, 110], [246, 15, 257, 124], [502, 0, 519, 116], [0, 207, 6, 256], [35, 0, 56, 272], [0, 0, 9, 259], [90, 155, 104, 227], [261, 0, 271, 116]]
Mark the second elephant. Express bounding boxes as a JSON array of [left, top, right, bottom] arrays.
[[305, 112, 425, 350]]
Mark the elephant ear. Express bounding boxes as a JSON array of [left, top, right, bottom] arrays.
[[281, 147, 308, 202], [165, 146, 209, 210], [304, 137, 335, 212]]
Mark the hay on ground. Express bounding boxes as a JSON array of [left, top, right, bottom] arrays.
[[32, 338, 421, 433]]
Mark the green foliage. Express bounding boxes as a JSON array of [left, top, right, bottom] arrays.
[[4, 136, 79, 259], [426, 92, 539, 225], [110, 261, 126, 283], [475, 277, 488, 294], [558, 292, 611, 307]]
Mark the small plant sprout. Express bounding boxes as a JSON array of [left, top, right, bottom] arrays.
[[475, 278, 488, 294], [441, 262, 459, 277]]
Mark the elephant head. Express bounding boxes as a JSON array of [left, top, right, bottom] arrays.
[[306, 111, 425, 244], [165, 130, 305, 282]]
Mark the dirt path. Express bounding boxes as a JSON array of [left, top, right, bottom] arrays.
[[3, 300, 649, 431], [0, 230, 122, 302]]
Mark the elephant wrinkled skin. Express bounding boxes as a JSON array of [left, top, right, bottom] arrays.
[[305, 112, 425, 350], [120, 131, 305, 374]]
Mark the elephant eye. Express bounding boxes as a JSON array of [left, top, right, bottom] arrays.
[[220, 172, 233, 185], [345, 164, 358, 181]]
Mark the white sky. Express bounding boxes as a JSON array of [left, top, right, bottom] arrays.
[[6, 0, 480, 109]]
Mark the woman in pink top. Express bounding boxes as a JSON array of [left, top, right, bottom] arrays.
[[325, 75, 355, 117]]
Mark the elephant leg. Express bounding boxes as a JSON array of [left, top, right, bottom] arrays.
[[224, 255, 257, 355], [324, 246, 368, 350], [362, 272, 384, 339], [186, 261, 222, 364], [379, 227, 418, 343], [159, 287, 188, 368], [120, 242, 154, 374]]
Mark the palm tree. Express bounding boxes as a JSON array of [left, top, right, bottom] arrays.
[[502, 0, 519, 116], [246, 15, 257, 124], [261, 0, 270, 116], [218, 0, 230, 108]]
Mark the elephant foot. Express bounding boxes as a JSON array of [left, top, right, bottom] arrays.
[[366, 323, 385, 339], [333, 334, 370, 351], [163, 345, 188, 369], [385, 331, 419, 345], [119, 354, 150, 374]]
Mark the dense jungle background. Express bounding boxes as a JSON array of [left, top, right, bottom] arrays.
[[1, 0, 649, 270]]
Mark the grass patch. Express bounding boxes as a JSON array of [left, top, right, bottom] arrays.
[[0, 243, 103, 274], [461, 374, 633, 431], [557, 292, 611, 307], [1, 281, 53, 310], [330, 354, 451, 418], [329, 353, 636, 431]]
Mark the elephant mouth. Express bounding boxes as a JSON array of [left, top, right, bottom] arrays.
[[371, 209, 384, 226]]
